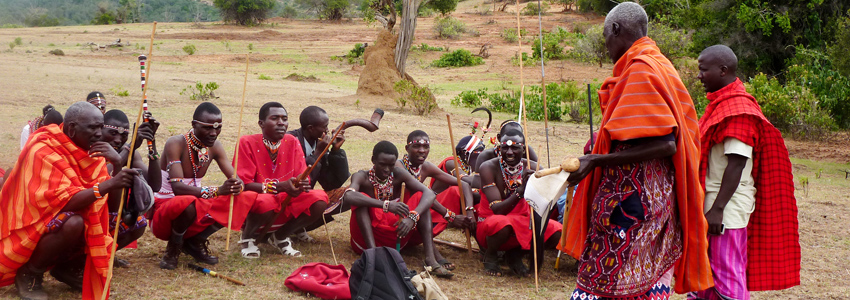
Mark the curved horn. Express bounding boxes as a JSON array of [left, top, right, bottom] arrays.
[[337, 108, 384, 132], [471, 106, 492, 130]]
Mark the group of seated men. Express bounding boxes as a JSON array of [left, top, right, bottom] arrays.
[[0, 90, 568, 299]]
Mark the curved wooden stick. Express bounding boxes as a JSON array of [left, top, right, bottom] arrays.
[[446, 114, 473, 256], [255, 122, 346, 240], [226, 52, 250, 251], [534, 157, 580, 178], [102, 21, 157, 300]]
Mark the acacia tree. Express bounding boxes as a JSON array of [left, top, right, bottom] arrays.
[[366, 0, 430, 75], [213, 0, 276, 25]]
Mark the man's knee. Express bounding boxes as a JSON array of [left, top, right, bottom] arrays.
[[62, 215, 85, 239], [310, 201, 328, 214]]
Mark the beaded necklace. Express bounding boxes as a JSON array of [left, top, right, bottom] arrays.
[[499, 156, 523, 196], [263, 137, 281, 171], [400, 155, 421, 181], [368, 168, 393, 201], [184, 129, 210, 179]]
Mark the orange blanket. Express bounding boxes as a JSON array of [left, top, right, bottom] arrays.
[[560, 37, 712, 293], [0, 124, 112, 299]]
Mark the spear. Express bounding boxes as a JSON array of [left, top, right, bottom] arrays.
[[101, 21, 157, 300], [225, 52, 250, 251]]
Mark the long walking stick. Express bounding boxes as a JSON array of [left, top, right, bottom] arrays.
[[396, 183, 405, 252], [536, 0, 550, 169], [256, 123, 346, 240], [226, 52, 250, 251], [101, 21, 157, 300], [138, 56, 154, 155], [446, 114, 474, 256]]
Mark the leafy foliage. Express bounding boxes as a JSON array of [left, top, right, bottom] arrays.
[[575, 0, 615, 14], [181, 82, 220, 101], [521, 2, 549, 16], [394, 80, 438, 115], [828, 14, 850, 77], [296, 0, 349, 20], [746, 73, 835, 140], [332, 43, 366, 64], [785, 48, 850, 129], [426, 0, 459, 16], [451, 81, 601, 122], [279, 3, 299, 18], [567, 24, 606, 67], [500, 28, 528, 43], [531, 26, 575, 60], [433, 16, 476, 39], [412, 43, 445, 52], [214, 0, 276, 25], [431, 49, 484, 67], [182, 44, 197, 55], [0, 0, 220, 26], [451, 89, 486, 108]]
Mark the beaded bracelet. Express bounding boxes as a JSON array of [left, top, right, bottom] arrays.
[[263, 180, 279, 194], [166, 160, 181, 171], [168, 177, 184, 183], [408, 211, 420, 223], [93, 184, 104, 200], [444, 210, 456, 222], [382, 200, 390, 213], [200, 186, 219, 199], [148, 152, 160, 161], [488, 200, 502, 208], [482, 183, 496, 189]]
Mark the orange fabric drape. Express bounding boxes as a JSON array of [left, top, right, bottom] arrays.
[[560, 37, 713, 293], [0, 124, 112, 299]]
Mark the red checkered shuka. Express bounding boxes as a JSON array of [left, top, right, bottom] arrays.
[[698, 79, 801, 291]]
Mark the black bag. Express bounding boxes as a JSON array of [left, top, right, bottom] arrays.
[[123, 173, 154, 226], [349, 247, 423, 300]]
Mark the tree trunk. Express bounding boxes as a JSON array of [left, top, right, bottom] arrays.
[[394, 0, 420, 75]]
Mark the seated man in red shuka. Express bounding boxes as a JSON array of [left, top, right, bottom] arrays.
[[344, 141, 454, 278], [477, 129, 561, 277], [151, 102, 259, 270]]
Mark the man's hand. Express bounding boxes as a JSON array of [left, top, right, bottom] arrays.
[[315, 131, 331, 155], [278, 177, 309, 197], [331, 128, 345, 150], [89, 141, 121, 166], [218, 177, 244, 196], [387, 201, 409, 217], [705, 208, 724, 235], [567, 154, 597, 186], [396, 217, 415, 238], [101, 168, 139, 194], [133, 112, 160, 150], [451, 215, 476, 231]]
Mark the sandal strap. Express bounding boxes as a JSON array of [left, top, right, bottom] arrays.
[[238, 238, 256, 243]]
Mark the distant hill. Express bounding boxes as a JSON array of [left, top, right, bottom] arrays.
[[0, 0, 222, 27]]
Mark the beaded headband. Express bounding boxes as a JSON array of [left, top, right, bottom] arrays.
[[193, 120, 223, 129], [499, 140, 524, 147], [104, 124, 129, 133], [407, 138, 429, 145]]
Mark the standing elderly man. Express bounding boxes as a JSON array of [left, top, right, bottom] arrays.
[[0, 102, 137, 300], [689, 45, 800, 300], [562, 2, 712, 299]]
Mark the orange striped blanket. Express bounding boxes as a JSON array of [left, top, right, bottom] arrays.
[[561, 37, 713, 293], [0, 124, 112, 299]]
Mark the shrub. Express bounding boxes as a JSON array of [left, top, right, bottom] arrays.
[[182, 44, 197, 55], [434, 17, 472, 39], [746, 73, 835, 140], [394, 80, 438, 115], [280, 3, 299, 18], [248, 43, 254, 51], [412, 43, 445, 51], [553, 0, 576, 11], [522, 2, 550, 16], [318, 0, 349, 20], [24, 14, 59, 27], [8, 42, 15, 50], [576, 0, 615, 14], [531, 27, 574, 60], [111, 84, 129, 97], [500, 28, 528, 43], [333, 43, 366, 64], [427, 0, 459, 16], [214, 0, 276, 25], [828, 14, 850, 77], [451, 89, 487, 107], [567, 24, 606, 67], [181, 82, 220, 101], [14, 37, 22, 46], [674, 59, 708, 117], [431, 49, 484, 67], [787, 48, 850, 129], [647, 21, 693, 59]]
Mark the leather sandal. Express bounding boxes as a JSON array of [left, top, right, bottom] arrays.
[[239, 238, 260, 259]]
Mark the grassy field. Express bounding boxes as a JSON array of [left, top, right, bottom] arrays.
[[0, 1, 848, 299]]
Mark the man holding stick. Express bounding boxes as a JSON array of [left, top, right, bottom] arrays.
[[689, 45, 800, 300], [562, 2, 711, 299], [151, 102, 259, 270], [477, 129, 561, 277], [345, 141, 454, 278], [0, 102, 137, 300], [236, 102, 329, 258]]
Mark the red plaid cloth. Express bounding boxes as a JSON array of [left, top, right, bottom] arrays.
[[698, 79, 801, 291]]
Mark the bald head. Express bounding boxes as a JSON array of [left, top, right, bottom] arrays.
[[697, 45, 739, 93], [63, 102, 105, 150], [603, 2, 648, 63]]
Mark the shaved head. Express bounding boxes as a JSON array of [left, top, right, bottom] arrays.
[[603, 2, 648, 63], [699, 45, 738, 74], [697, 44, 739, 93], [63, 102, 104, 150]]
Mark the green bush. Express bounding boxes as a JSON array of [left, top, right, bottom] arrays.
[[8, 42, 15, 50], [746, 73, 835, 140], [258, 74, 273, 80], [554, 0, 576, 11], [14, 37, 22, 46], [431, 49, 484, 67], [567, 24, 606, 66], [647, 21, 693, 59], [451, 89, 487, 107], [828, 14, 850, 77], [427, 0, 459, 16], [25, 14, 60, 27], [394, 80, 438, 115], [674, 59, 709, 117], [332, 43, 366, 64], [111, 84, 129, 97], [214, 0, 276, 25], [318, 0, 349, 20], [279, 3, 299, 18], [786, 48, 850, 129], [434, 17, 475, 39], [576, 0, 615, 14], [182, 44, 197, 55], [181, 82, 220, 101], [522, 2, 550, 16], [412, 43, 445, 51], [500, 28, 528, 43], [531, 27, 574, 60]]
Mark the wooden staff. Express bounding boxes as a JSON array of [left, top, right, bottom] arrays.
[[396, 183, 405, 252], [554, 186, 574, 269], [255, 122, 346, 240], [226, 52, 250, 251], [101, 21, 157, 300], [188, 263, 246, 286], [445, 114, 473, 255]]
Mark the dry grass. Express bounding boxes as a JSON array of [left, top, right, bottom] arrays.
[[0, 1, 848, 298]]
